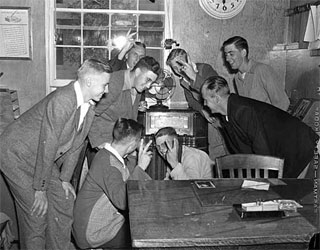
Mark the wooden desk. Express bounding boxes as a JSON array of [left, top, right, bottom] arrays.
[[127, 179, 319, 250]]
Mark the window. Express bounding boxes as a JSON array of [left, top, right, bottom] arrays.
[[47, 0, 167, 89]]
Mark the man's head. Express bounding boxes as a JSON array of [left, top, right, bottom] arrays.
[[113, 118, 144, 155], [166, 48, 188, 77], [77, 59, 112, 102], [126, 41, 146, 69], [222, 36, 249, 71], [154, 127, 178, 159], [201, 76, 230, 114], [131, 56, 161, 93]]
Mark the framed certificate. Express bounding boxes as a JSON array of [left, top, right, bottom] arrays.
[[0, 7, 32, 59]]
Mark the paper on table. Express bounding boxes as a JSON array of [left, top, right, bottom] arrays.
[[241, 180, 270, 190]]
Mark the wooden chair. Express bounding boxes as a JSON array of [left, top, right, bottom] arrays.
[[215, 154, 284, 178]]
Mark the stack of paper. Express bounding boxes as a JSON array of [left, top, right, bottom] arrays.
[[242, 201, 279, 212]]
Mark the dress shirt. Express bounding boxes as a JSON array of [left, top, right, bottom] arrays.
[[74, 81, 90, 130]]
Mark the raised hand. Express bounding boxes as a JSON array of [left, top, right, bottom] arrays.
[[137, 138, 153, 171], [177, 59, 197, 82], [165, 138, 179, 169]]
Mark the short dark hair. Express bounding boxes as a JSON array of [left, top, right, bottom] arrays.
[[166, 48, 188, 66], [154, 127, 178, 140], [132, 56, 161, 76], [222, 36, 249, 57], [113, 118, 144, 143], [77, 59, 112, 80], [202, 76, 230, 97], [132, 41, 146, 50]]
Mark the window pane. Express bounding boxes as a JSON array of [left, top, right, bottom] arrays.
[[139, 31, 163, 47], [139, 0, 164, 11], [83, 48, 109, 63], [56, 47, 81, 79], [84, 0, 110, 9], [139, 14, 163, 47], [110, 28, 137, 49], [56, 0, 80, 9], [56, 12, 81, 45], [112, 13, 137, 27], [111, 0, 137, 10], [146, 49, 163, 67], [84, 13, 109, 46]]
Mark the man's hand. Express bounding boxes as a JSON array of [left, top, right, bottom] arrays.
[[137, 139, 153, 171], [31, 191, 48, 217], [118, 29, 137, 60], [62, 181, 76, 200], [165, 138, 179, 169], [202, 109, 221, 128], [177, 60, 197, 82]]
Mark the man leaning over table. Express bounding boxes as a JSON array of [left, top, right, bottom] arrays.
[[154, 127, 214, 180], [201, 75, 319, 178]]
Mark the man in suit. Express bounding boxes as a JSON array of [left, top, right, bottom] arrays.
[[0, 59, 111, 250], [89, 56, 161, 150], [166, 48, 227, 161], [201, 75, 319, 178], [109, 30, 146, 72], [88, 56, 160, 173]]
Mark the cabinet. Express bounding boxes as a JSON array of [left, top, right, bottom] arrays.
[[138, 109, 208, 180]]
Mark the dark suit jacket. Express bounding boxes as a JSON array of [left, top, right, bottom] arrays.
[[108, 55, 127, 72], [0, 82, 95, 190], [181, 63, 218, 113], [220, 94, 319, 177]]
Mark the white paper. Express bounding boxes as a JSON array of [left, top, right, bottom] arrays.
[[241, 180, 270, 191]]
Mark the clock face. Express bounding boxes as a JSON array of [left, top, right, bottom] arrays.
[[199, 0, 246, 20]]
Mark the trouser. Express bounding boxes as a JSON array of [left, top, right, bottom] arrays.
[[98, 220, 132, 249], [4, 173, 76, 250], [208, 124, 228, 160]]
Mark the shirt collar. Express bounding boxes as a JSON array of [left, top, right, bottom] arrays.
[[74, 80, 95, 107], [74, 81, 85, 108], [104, 143, 126, 168]]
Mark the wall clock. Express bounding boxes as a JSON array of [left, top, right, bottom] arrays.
[[199, 0, 246, 20]]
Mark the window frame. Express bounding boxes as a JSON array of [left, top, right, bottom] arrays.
[[45, 0, 168, 91]]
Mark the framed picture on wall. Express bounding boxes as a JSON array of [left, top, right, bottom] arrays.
[[0, 7, 32, 60]]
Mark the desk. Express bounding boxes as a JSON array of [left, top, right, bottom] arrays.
[[127, 179, 319, 249]]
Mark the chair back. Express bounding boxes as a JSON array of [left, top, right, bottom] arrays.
[[215, 154, 284, 178]]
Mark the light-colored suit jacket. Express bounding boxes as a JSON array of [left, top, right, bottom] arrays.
[[0, 82, 95, 191]]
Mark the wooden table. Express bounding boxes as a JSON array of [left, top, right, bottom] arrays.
[[127, 179, 319, 249]]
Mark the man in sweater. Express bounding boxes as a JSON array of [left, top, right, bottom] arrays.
[[222, 36, 290, 111], [73, 118, 152, 249]]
